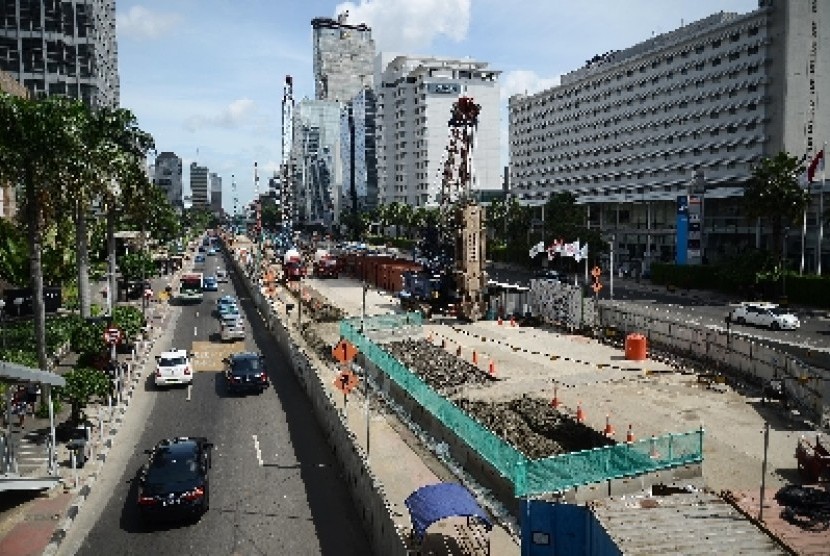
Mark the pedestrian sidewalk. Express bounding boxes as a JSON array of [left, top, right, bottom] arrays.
[[0, 272, 180, 556]]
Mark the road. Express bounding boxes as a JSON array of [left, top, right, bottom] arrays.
[[487, 264, 830, 351], [58, 250, 372, 556]]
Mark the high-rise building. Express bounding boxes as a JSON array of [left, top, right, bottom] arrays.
[[153, 152, 183, 212], [340, 87, 378, 219], [508, 0, 829, 269], [375, 55, 502, 207], [209, 172, 222, 217], [311, 12, 375, 102], [0, 0, 119, 108], [293, 100, 342, 227], [189, 163, 209, 209]]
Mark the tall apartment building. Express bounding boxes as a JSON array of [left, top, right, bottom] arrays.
[[340, 87, 379, 218], [375, 55, 502, 207], [209, 172, 222, 217], [508, 0, 828, 269], [0, 0, 119, 108], [189, 163, 209, 210], [311, 12, 375, 102], [152, 151, 183, 212], [0, 67, 26, 220]]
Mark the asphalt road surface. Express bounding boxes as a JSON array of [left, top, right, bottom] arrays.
[[58, 253, 372, 556]]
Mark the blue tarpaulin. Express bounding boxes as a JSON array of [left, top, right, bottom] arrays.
[[404, 483, 492, 543]]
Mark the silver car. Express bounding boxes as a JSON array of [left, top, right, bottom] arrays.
[[220, 314, 245, 341]]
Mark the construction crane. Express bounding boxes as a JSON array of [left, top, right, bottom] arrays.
[[399, 95, 488, 321], [280, 75, 295, 233]]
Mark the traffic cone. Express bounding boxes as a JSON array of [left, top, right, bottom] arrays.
[[510, 316, 516, 327], [441, 338, 446, 349], [576, 402, 585, 423], [498, 316, 503, 325], [488, 359, 496, 375], [472, 351, 478, 365], [626, 424, 635, 443], [456, 345, 462, 357], [604, 415, 615, 437], [550, 386, 560, 408]]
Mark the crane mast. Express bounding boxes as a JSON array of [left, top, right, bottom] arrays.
[[281, 75, 295, 232]]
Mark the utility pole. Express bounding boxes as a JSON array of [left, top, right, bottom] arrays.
[[254, 162, 262, 281]]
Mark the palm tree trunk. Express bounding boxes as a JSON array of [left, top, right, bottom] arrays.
[[107, 203, 117, 313], [75, 198, 91, 318], [25, 174, 48, 371]]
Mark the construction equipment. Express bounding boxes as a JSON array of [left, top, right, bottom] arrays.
[[398, 96, 488, 321], [280, 75, 295, 232], [796, 434, 830, 483], [313, 249, 339, 278], [282, 248, 306, 281]]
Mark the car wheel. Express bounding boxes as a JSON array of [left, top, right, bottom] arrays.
[[770, 321, 780, 330], [736, 317, 746, 325]]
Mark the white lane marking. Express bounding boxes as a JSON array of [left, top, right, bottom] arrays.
[[252, 435, 263, 466], [194, 326, 198, 337], [186, 384, 193, 401], [196, 311, 199, 318]]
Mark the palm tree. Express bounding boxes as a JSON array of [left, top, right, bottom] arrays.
[[744, 152, 811, 259], [0, 94, 79, 370]]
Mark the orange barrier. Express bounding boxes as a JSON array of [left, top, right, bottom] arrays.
[[550, 386, 560, 408], [624, 333, 648, 361], [488, 359, 496, 375]]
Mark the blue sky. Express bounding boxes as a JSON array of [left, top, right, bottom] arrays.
[[117, 0, 759, 211]]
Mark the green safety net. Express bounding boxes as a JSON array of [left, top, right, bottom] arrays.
[[340, 314, 704, 497]]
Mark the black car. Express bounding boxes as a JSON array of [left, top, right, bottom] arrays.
[[224, 352, 269, 394], [137, 437, 212, 522]]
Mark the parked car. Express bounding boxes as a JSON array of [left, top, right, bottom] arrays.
[[154, 349, 194, 388], [203, 276, 218, 292], [224, 352, 268, 394], [136, 436, 212, 522], [729, 302, 800, 330], [216, 269, 229, 283], [220, 315, 245, 342]]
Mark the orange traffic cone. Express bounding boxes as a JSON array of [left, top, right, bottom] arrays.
[[510, 316, 516, 327], [576, 402, 585, 423], [472, 351, 478, 365], [488, 359, 496, 375], [626, 424, 635, 443], [550, 386, 560, 408], [456, 345, 462, 357], [604, 415, 615, 437]]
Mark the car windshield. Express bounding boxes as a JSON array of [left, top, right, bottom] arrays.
[[146, 444, 201, 484], [770, 308, 793, 316], [231, 357, 260, 375], [159, 356, 187, 367]]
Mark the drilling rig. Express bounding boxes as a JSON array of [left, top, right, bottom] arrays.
[[280, 75, 295, 235], [400, 96, 488, 321]]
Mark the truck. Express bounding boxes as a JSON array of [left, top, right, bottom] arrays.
[[398, 269, 458, 318], [312, 249, 339, 278], [179, 272, 204, 303], [282, 248, 306, 281]]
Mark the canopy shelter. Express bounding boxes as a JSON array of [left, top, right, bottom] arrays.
[[404, 483, 493, 544], [1, 360, 65, 491]]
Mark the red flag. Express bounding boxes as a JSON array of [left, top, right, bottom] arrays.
[[807, 149, 824, 182]]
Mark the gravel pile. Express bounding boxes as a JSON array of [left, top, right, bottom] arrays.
[[385, 338, 493, 394]]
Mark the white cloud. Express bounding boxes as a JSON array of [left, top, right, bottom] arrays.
[[334, 0, 471, 52], [500, 70, 560, 101], [183, 99, 257, 132], [117, 6, 181, 39]]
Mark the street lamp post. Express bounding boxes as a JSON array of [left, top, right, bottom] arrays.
[[782, 227, 790, 300], [0, 298, 5, 352], [13, 297, 23, 318]]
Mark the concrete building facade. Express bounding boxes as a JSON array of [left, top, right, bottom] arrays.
[[311, 13, 375, 102], [152, 151, 183, 212], [0, 0, 119, 108], [508, 0, 829, 270], [375, 55, 502, 207], [189, 162, 209, 210]]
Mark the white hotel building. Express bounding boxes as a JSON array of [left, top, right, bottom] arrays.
[[375, 55, 502, 207], [509, 0, 828, 269]]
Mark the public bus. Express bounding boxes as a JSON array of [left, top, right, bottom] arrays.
[[179, 273, 204, 303]]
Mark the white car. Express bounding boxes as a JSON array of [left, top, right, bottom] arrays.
[[729, 302, 800, 330], [220, 314, 245, 342], [154, 349, 194, 387]]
